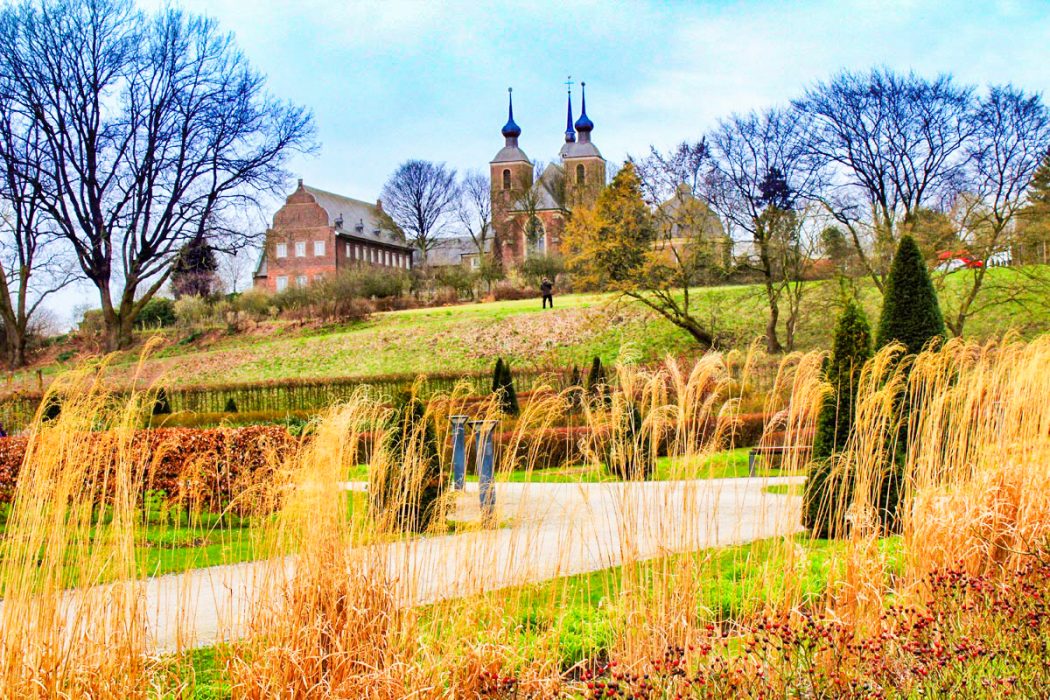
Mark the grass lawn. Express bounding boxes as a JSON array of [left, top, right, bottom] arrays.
[[345, 448, 778, 484], [21, 267, 1050, 391]]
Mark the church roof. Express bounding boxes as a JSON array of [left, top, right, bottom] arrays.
[[302, 185, 409, 248], [491, 144, 531, 164], [559, 140, 603, 159]]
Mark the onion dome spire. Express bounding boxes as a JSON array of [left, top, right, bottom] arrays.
[[564, 76, 576, 143], [501, 87, 521, 140], [574, 81, 594, 136]]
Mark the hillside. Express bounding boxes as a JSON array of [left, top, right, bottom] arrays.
[[12, 270, 1050, 391]]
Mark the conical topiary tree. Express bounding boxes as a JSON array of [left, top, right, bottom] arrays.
[[874, 235, 945, 532], [586, 356, 607, 402], [493, 359, 519, 416], [804, 300, 872, 538], [152, 387, 172, 416], [491, 358, 505, 394], [372, 393, 444, 533], [876, 235, 946, 353]]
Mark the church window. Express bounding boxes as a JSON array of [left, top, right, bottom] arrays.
[[576, 164, 585, 185], [275, 243, 287, 259], [502, 169, 511, 190], [314, 240, 325, 256], [295, 241, 306, 257]]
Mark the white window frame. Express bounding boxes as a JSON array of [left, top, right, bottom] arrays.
[[296, 274, 308, 288], [345, 242, 351, 257], [276, 275, 288, 292], [295, 241, 306, 257], [275, 243, 288, 259], [314, 240, 325, 256]]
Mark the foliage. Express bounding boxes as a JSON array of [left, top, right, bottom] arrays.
[[518, 254, 566, 289], [224, 398, 238, 413], [586, 356, 607, 399], [171, 236, 220, 298], [804, 300, 872, 537], [371, 393, 444, 533], [876, 235, 946, 353], [134, 297, 177, 329], [603, 402, 655, 480], [492, 357, 520, 416], [152, 388, 172, 416]]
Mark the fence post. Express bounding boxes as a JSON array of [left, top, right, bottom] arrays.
[[470, 419, 498, 522], [449, 415, 469, 490]]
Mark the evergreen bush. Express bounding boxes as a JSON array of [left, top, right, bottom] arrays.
[[493, 359, 519, 416], [876, 235, 946, 354], [804, 300, 872, 538], [224, 398, 238, 413], [152, 388, 173, 415], [371, 393, 444, 533]]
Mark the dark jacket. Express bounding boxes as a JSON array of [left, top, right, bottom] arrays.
[[540, 281, 553, 295]]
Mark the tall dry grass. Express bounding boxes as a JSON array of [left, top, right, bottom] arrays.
[[0, 338, 1047, 696]]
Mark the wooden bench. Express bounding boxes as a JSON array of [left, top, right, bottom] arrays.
[[747, 445, 808, 477]]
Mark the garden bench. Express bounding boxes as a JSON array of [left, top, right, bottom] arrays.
[[747, 445, 808, 477]]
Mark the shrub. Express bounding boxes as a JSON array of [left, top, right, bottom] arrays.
[[224, 398, 238, 413], [135, 297, 177, 329], [805, 300, 872, 538], [0, 426, 297, 513], [232, 288, 274, 320], [496, 426, 593, 470], [518, 253, 566, 288], [492, 358, 519, 416], [604, 402, 655, 480], [876, 235, 946, 354], [173, 295, 212, 328], [434, 265, 477, 299], [371, 394, 444, 533], [152, 388, 173, 416]]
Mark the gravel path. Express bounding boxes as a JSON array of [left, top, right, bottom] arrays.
[[135, 476, 804, 652]]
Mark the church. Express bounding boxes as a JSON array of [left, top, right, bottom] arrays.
[[490, 82, 606, 264]]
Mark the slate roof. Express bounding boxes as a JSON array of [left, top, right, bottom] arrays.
[[427, 235, 491, 266], [303, 185, 410, 249]]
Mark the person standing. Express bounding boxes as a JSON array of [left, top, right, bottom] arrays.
[[540, 278, 554, 309]]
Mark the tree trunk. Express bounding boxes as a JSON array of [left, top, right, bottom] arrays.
[[765, 294, 783, 354]]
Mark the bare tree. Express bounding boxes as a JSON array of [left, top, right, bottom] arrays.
[[0, 105, 74, 367], [796, 68, 975, 291], [456, 170, 491, 257], [380, 160, 459, 265], [0, 0, 314, 349], [709, 108, 824, 353], [938, 85, 1050, 336]]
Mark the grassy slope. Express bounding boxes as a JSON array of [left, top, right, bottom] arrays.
[[23, 269, 1050, 389]]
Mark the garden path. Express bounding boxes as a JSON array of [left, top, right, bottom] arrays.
[[137, 476, 804, 652]]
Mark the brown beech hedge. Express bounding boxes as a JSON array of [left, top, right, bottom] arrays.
[[0, 426, 297, 512]]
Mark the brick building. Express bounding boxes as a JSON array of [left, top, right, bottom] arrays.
[[491, 84, 606, 264], [253, 181, 414, 293]]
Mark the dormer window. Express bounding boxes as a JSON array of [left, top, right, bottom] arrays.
[[334, 214, 344, 229], [576, 164, 585, 185], [502, 169, 511, 190], [355, 220, 364, 233]]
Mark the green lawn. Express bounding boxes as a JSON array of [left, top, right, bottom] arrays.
[[346, 448, 776, 484], [20, 267, 1050, 391]]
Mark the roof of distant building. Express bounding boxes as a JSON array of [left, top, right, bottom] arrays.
[[427, 235, 492, 266], [301, 184, 410, 249]]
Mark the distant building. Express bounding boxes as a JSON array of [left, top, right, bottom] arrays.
[[253, 181, 414, 293], [490, 84, 606, 264], [427, 235, 492, 269]]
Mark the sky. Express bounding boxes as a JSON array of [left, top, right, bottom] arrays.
[[50, 0, 1050, 325]]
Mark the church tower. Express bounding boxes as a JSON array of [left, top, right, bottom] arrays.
[[560, 82, 605, 209], [490, 88, 534, 263]]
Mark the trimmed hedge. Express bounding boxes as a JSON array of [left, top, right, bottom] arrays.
[[0, 426, 296, 512]]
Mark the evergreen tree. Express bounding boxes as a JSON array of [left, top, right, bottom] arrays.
[[171, 236, 220, 298], [876, 235, 946, 353], [804, 300, 872, 537], [604, 402, 655, 481], [491, 358, 505, 394], [152, 388, 172, 415], [494, 359, 519, 416], [586, 356, 606, 397], [224, 397, 238, 413], [372, 393, 444, 533], [1017, 152, 1050, 263]]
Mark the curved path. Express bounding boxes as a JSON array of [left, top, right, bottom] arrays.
[[137, 476, 804, 652]]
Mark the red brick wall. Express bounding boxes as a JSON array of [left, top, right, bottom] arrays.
[[255, 190, 337, 293]]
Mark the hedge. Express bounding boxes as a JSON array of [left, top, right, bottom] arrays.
[[0, 426, 297, 512]]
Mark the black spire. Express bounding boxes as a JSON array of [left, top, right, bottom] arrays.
[[501, 87, 521, 140], [574, 81, 594, 136], [564, 76, 576, 143]]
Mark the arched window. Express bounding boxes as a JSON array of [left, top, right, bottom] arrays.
[[502, 169, 511, 190], [576, 164, 585, 185]]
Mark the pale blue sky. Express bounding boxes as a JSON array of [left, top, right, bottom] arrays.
[[52, 0, 1050, 323]]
